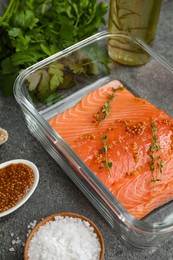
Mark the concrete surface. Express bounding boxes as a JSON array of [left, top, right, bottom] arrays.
[[0, 0, 173, 259]]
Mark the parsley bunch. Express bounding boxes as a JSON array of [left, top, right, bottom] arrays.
[[0, 0, 108, 95]]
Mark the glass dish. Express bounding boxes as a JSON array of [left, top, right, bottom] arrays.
[[13, 31, 173, 249]]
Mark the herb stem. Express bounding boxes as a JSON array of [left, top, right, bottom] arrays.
[[1, 0, 20, 23], [92, 85, 124, 125], [99, 135, 113, 176], [149, 121, 164, 186]]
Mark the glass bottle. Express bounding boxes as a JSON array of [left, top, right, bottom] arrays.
[[108, 0, 163, 65]]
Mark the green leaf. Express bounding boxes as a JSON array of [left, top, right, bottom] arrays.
[[152, 135, 158, 143], [26, 71, 42, 91], [8, 27, 23, 38], [102, 135, 108, 142], [0, 0, 108, 100], [156, 144, 161, 151], [37, 70, 50, 98], [48, 63, 64, 90], [50, 74, 63, 91], [59, 16, 75, 42], [1, 57, 19, 74], [100, 147, 106, 154], [11, 50, 44, 66], [44, 92, 62, 105], [69, 60, 86, 74], [13, 10, 39, 29], [10, 35, 31, 51], [108, 162, 113, 169], [40, 44, 52, 56], [0, 71, 19, 95]]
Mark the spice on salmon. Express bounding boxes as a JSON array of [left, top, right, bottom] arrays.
[[132, 142, 140, 163], [49, 80, 173, 219], [127, 170, 138, 176], [79, 133, 96, 140], [126, 121, 147, 136], [0, 163, 35, 213]]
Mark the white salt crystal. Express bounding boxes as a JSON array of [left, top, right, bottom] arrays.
[[12, 240, 16, 245], [28, 216, 101, 260], [30, 221, 37, 228], [27, 229, 32, 236], [9, 247, 15, 252]]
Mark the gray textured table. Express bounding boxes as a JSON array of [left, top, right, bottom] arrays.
[[0, 1, 173, 259]]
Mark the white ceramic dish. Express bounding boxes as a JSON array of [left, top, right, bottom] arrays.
[[0, 159, 39, 217]]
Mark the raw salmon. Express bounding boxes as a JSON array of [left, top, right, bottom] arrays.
[[49, 80, 173, 219]]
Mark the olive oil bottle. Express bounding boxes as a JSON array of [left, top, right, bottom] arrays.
[[108, 0, 163, 65]]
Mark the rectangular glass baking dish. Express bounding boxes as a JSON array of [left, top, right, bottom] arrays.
[[13, 31, 173, 249]]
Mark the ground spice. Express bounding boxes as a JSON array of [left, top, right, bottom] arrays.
[[0, 163, 35, 213], [27, 216, 101, 260]]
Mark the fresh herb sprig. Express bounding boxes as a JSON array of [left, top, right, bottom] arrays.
[[0, 0, 108, 96], [149, 121, 164, 185], [112, 85, 124, 92], [99, 135, 113, 176], [92, 93, 115, 125], [92, 86, 124, 125]]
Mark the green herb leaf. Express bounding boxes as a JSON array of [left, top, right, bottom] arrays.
[[0, 0, 108, 97], [1, 57, 19, 74], [99, 135, 113, 176], [149, 121, 165, 185], [48, 63, 64, 90], [13, 10, 39, 29]]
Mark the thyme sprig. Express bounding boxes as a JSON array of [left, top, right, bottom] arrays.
[[149, 121, 164, 185], [112, 85, 124, 92], [93, 93, 115, 125], [99, 135, 113, 176], [92, 85, 124, 125]]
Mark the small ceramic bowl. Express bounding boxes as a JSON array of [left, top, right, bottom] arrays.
[[0, 159, 39, 217], [0, 127, 8, 145], [24, 212, 105, 260]]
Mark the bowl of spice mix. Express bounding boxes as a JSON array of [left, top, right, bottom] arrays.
[[0, 159, 39, 217], [24, 212, 105, 260]]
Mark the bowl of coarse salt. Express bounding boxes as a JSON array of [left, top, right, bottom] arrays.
[[24, 212, 104, 260]]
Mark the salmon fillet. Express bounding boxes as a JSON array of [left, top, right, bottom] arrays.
[[49, 80, 173, 219]]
